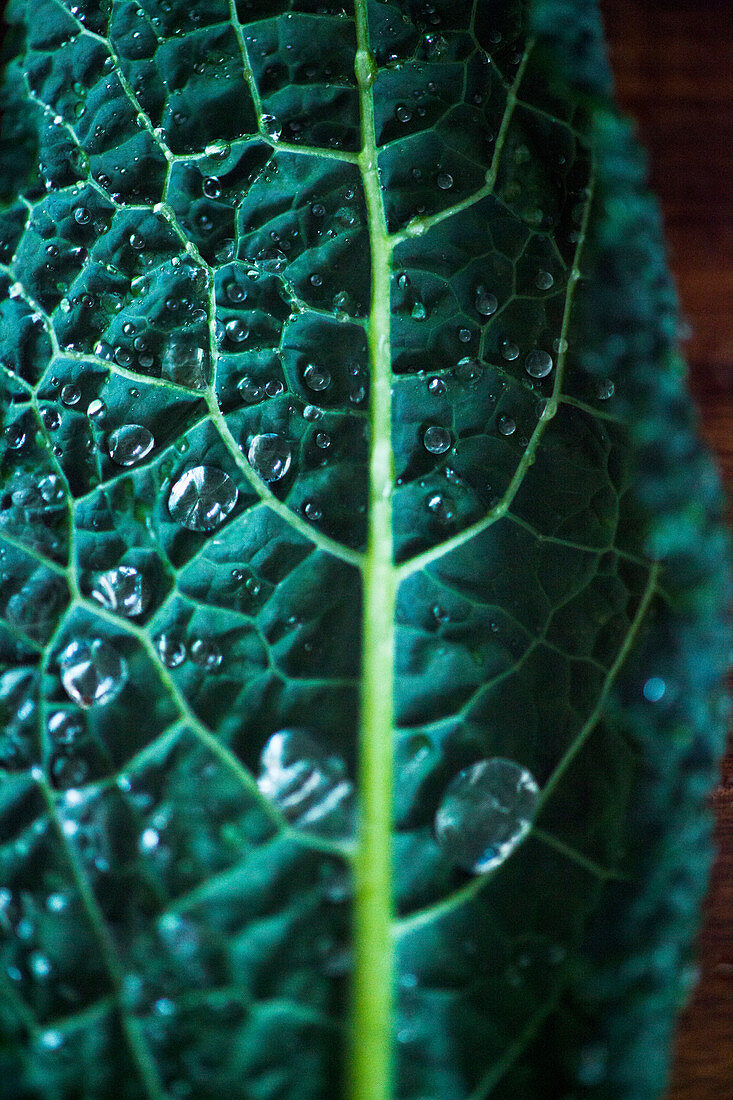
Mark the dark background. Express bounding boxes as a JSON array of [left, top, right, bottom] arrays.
[[602, 1, 733, 1095]]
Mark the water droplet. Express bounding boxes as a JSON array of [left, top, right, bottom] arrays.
[[202, 176, 221, 199], [237, 375, 263, 404], [501, 341, 519, 361], [257, 729, 353, 833], [225, 317, 249, 344], [161, 338, 208, 389], [397, 272, 410, 289], [435, 758, 539, 873], [168, 467, 238, 531], [204, 140, 230, 160], [475, 287, 498, 316], [59, 638, 127, 708], [41, 408, 61, 431], [60, 383, 81, 407], [411, 301, 426, 321], [156, 633, 186, 668], [90, 565, 147, 617], [190, 638, 222, 669], [87, 398, 106, 419], [226, 281, 246, 303], [428, 377, 446, 395], [48, 710, 83, 745], [643, 676, 666, 703], [535, 270, 554, 290], [4, 424, 26, 449], [129, 232, 145, 250], [423, 425, 451, 455], [309, 273, 323, 288], [498, 415, 516, 436], [39, 1029, 64, 1050], [29, 951, 52, 979], [457, 327, 472, 343], [303, 363, 331, 392], [140, 827, 160, 852], [247, 434, 292, 483], [437, 171, 453, 190], [261, 113, 282, 141], [525, 350, 553, 379], [426, 492, 455, 524], [395, 104, 412, 123], [315, 430, 331, 450], [595, 378, 615, 401], [107, 424, 154, 466], [74, 206, 91, 225], [303, 500, 322, 522]]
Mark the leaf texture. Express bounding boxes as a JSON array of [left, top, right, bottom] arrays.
[[0, 0, 729, 1098]]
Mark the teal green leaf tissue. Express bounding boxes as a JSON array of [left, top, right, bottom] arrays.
[[0, 0, 729, 1097]]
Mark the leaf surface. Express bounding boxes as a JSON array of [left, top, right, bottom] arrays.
[[0, 0, 729, 1098]]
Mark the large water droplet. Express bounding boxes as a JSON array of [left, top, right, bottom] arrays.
[[247, 433, 292, 483], [90, 565, 148, 617], [423, 425, 451, 455], [257, 729, 353, 833], [168, 466, 238, 531], [107, 424, 154, 466], [524, 350, 553, 379], [161, 338, 208, 388], [59, 638, 127, 708], [435, 758, 539, 873]]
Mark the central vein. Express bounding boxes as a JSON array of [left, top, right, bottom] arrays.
[[351, 4, 397, 1100]]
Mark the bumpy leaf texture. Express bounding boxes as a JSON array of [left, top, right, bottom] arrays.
[[0, 0, 729, 1097]]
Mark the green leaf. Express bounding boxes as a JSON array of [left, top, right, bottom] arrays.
[[0, 0, 729, 1097]]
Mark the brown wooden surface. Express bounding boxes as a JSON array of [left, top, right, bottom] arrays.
[[602, 2, 733, 1096]]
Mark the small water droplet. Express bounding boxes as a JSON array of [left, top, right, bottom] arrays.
[[595, 378, 615, 401], [257, 729, 353, 834], [303, 363, 331, 392], [303, 500, 322, 522], [107, 424, 154, 466], [643, 676, 666, 703], [140, 827, 160, 852], [525, 350, 553, 379], [247, 433, 292, 483], [48, 711, 83, 745], [128, 232, 145, 251], [423, 425, 451, 455], [74, 206, 91, 225], [168, 466, 238, 531], [87, 398, 106, 419], [4, 424, 26, 449], [60, 384, 81, 407], [190, 637, 222, 669], [437, 171, 453, 190], [435, 758, 539, 873], [395, 104, 412, 123], [59, 638, 127, 708], [315, 430, 331, 450], [261, 113, 282, 141], [90, 564, 147, 617], [535, 270, 554, 291], [156, 633, 186, 668], [225, 318, 249, 344], [411, 301, 426, 321], [498, 415, 516, 437], [426, 492, 455, 524], [41, 407, 61, 431], [237, 375, 263, 403], [202, 176, 221, 199], [475, 286, 498, 316], [501, 341, 519, 361]]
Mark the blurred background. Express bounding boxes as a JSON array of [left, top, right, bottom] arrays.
[[602, 1, 733, 1095]]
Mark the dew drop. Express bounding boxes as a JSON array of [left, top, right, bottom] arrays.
[[4, 423, 26, 449], [315, 430, 331, 450], [475, 286, 498, 316], [524, 349, 553, 379], [74, 206, 91, 225], [436, 171, 453, 190], [47, 710, 83, 745], [190, 637, 222, 669], [237, 375, 263, 404], [535, 269, 554, 291], [428, 377, 446, 396], [303, 363, 331, 392], [497, 415, 516, 437], [423, 425, 451, 455], [168, 466, 238, 531], [395, 104, 413, 123], [303, 500, 322, 522], [59, 638, 127, 708], [90, 564, 147, 617], [426, 492, 455, 524], [107, 424, 154, 466], [41, 408, 61, 431], [128, 232, 145, 251], [435, 758, 539, 873], [501, 341, 519, 361], [257, 729, 353, 833], [595, 378, 615, 401], [411, 301, 427, 321], [87, 398, 106, 419], [261, 113, 282, 141], [225, 318, 249, 344], [643, 676, 666, 703], [60, 383, 81, 407], [247, 433, 292, 483], [156, 633, 186, 668], [202, 176, 221, 199]]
